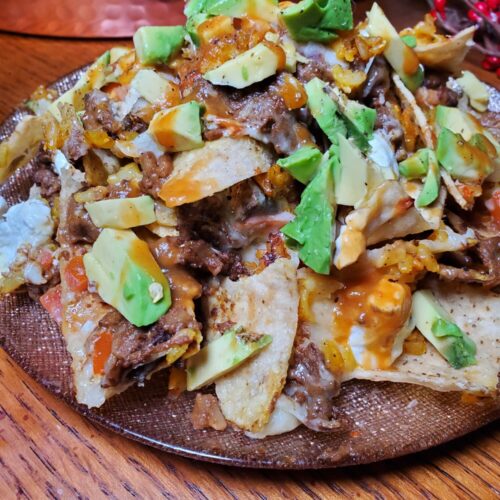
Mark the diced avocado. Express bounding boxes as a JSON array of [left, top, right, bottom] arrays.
[[412, 290, 476, 369], [456, 71, 489, 112], [416, 150, 440, 208], [204, 0, 279, 22], [186, 326, 272, 390], [48, 51, 111, 119], [149, 101, 203, 152], [277, 146, 322, 184], [203, 43, 280, 89], [85, 196, 156, 229], [437, 128, 493, 182], [343, 100, 377, 152], [184, 0, 207, 17], [282, 153, 337, 274], [401, 35, 416, 48], [280, 0, 353, 43], [366, 3, 423, 92], [434, 105, 480, 141], [133, 26, 186, 65], [305, 78, 346, 145], [131, 69, 175, 104], [398, 148, 430, 179], [186, 13, 210, 45], [83, 228, 171, 327], [334, 134, 368, 206], [469, 133, 498, 159], [107, 162, 143, 185]]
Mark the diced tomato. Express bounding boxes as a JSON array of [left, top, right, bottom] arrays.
[[93, 331, 113, 375], [64, 256, 89, 293], [40, 286, 63, 325], [486, 189, 500, 225], [37, 248, 54, 272]]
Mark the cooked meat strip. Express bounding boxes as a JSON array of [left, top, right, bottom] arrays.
[[60, 105, 89, 161], [33, 168, 61, 200], [416, 74, 459, 108], [296, 61, 333, 84], [285, 341, 342, 432], [82, 89, 120, 134], [191, 393, 227, 431], [476, 237, 500, 288], [138, 152, 173, 198], [362, 56, 391, 101], [64, 196, 100, 244], [122, 113, 148, 133]]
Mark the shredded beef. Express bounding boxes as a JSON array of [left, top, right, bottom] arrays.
[[296, 61, 332, 84], [60, 106, 89, 161], [82, 89, 120, 134], [191, 393, 227, 431], [33, 168, 60, 200], [97, 308, 197, 387], [285, 341, 342, 432], [65, 196, 100, 244], [122, 113, 148, 133], [138, 152, 173, 198], [362, 56, 391, 102]]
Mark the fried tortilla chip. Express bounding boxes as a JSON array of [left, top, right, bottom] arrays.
[[302, 275, 499, 394], [205, 257, 299, 432], [415, 26, 475, 74], [159, 137, 273, 207]]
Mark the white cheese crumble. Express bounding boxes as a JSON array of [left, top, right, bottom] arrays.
[[148, 282, 164, 303], [368, 131, 399, 179], [0, 187, 54, 278]]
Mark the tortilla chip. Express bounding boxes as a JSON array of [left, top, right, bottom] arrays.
[[0, 115, 46, 183], [205, 257, 299, 432], [415, 26, 475, 74], [302, 274, 499, 394], [159, 137, 273, 207]]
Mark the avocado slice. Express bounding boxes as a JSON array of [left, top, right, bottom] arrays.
[[417, 151, 440, 208], [398, 148, 429, 179], [366, 3, 424, 92], [305, 78, 346, 145], [456, 71, 489, 112], [343, 100, 377, 152], [412, 290, 477, 369], [277, 146, 322, 184], [131, 69, 176, 104], [149, 101, 203, 152], [282, 153, 337, 274], [280, 0, 353, 43], [83, 229, 171, 327], [85, 196, 156, 229], [133, 26, 186, 65], [203, 43, 280, 89], [186, 326, 272, 390], [334, 134, 368, 206], [437, 128, 493, 182], [434, 105, 480, 141]]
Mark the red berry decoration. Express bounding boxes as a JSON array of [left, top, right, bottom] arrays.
[[475, 1, 491, 14], [486, 0, 499, 8], [468, 9, 482, 21], [435, 0, 446, 11], [482, 55, 500, 71]]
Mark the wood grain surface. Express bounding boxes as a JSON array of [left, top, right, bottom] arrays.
[[0, 18, 499, 500]]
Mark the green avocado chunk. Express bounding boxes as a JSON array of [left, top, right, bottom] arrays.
[[305, 78, 346, 145], [366, 3, 423, 91], [398, 148, 430, 179], [436, 128, 493, 182], [186, 326, 272, 390], [412, 290, 477, 369], [83, 228, 171, 327], [401, 35, 417, 48], [149, 101, 204, 152], [280, 0, 353, 43], [85, 196, 156, 229], [203, 43, 280, 89], [133, 26, 186, 65], [277, 146, 323, 184], [342, 100, 377, 152], [282, 153, 337, 274]]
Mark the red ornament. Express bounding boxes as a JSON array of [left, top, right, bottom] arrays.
[[435, 0, 446, 11], [483, 55, 500, 71], [468, 9, 482, 21], [486, 0, 499, 8], [474, 2, 491, 14]]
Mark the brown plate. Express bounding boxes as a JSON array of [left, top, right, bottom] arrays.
[[1, 63, 499, 469]]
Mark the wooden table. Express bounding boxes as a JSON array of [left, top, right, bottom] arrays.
[[0, 30, 499, 500]]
